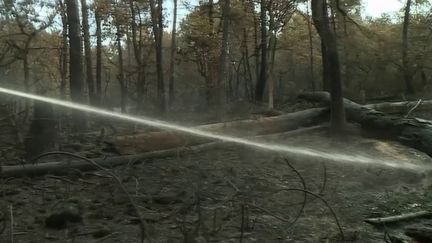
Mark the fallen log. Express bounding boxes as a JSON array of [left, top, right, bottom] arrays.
[[365, 99, 432, 115], [104, 108, 328, 154], [299, 92, 432, 157], [0, 142, 224, 177], [364, 211, 431, 225], [1, 126, 325, 177]]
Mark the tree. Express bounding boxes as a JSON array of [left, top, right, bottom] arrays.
[[311, 0, 345, 130], [81, 0, 96, 104], [217, 0, 231, 110], [116, 22, 126, 112], [127, 0, 151, 113], [66, 0, 85, 128], [59, 0, 68, 100], [402, 0, 414, 95], [255, 0, 268, 102], [149, 0, 166, 113], [95, 1, 103, 104], [1, 1, 55, 120], [168, 0, 178, 106]]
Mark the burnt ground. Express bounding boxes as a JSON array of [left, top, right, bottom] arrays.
[[1, 124, 432, 243]]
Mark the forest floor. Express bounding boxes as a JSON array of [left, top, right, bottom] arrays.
[[1, 103, 432, 243]]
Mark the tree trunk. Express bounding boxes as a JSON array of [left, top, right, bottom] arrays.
[[311, 0, 345, 131], [116, 26, 127, 113], [321, 41, 331, 91], [59, 0, 68, 100], [22, 53, 30, 121], [217, 0, 230, 110], [255, 0, 268, 102], [128, 0, 146, 113], [95, 7, 102, 104], [306, 3, 315, 91], [241, 0, 254, 101], [402, 0, 414, 95], [24, 101, 57, 159], [66, 0, 86, 129], [81, 0, 96, 105], [149, 0, 166, 113], [168, 0, 177, 107]]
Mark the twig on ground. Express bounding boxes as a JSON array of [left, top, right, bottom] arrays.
[[240, 204, 245, 243], [10, 205, 13, 243], [0, 210, 5, 235], [319, 162, 327, 195], [405, 99, 423, 118], [284, 159, 307, 228], [91, 232, 120, 243], [278, 188, 345, 241], [246, 203, 291, 223], [365, 210, 431, 225], [32, 151, 149, 243], [227, 179, 240, 193], [46, 175, 79, 185]]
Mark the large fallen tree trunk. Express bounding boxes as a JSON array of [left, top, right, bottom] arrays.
[[1, 126, 325, 177], [104, 108, 328, 154], [365, 99, 432, 115], [299, 92, 432, 157]]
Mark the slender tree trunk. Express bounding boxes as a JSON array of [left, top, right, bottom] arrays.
[[149, 0, 165, 113], [268, 5, 277, 109], [402, 0, 414, 95], [217, 0, 230, 110], [81, 0, 95, 105], [60, 9, 68, 100], [116, 26, 127, 113], [95, 7, 102, 104], [66, 0, 85, 128], [306, 3, 315, 91], [311, 0, 345, 131], [253, 8, 260, 89], [241, 0, 253, 101], [128, 0, 146, 112], [22, 53, 30, 121], [255, 0, 267, 102], [168, 0, 177, 107], [58, 0, 68, 100]]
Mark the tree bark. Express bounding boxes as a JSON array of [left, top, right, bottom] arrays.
[[306, 4, 315, 91], [217, 0, 230, 110], [116, 25, 127, 113], [24, 101, 57, 160], [168, 0, 177, 107], [81, 0, 96, 105], [149, 0, 166, 113], [66, 0, 86, 129], [402, 0, 414, 95], [95, 7, 102, 104], [311, 0, 345, 131], [255, 0, 268, 102], [59, 1, 68, 100]]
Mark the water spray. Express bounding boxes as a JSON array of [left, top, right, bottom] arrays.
[[0, 87, 425, 171]]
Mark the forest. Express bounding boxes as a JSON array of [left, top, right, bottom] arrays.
[[1, 0, 432, 242]]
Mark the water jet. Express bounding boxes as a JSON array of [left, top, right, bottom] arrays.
[[0, 87, 427, 171]]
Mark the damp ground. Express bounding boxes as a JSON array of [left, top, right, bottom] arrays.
[[1, 125, 432, 243]]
